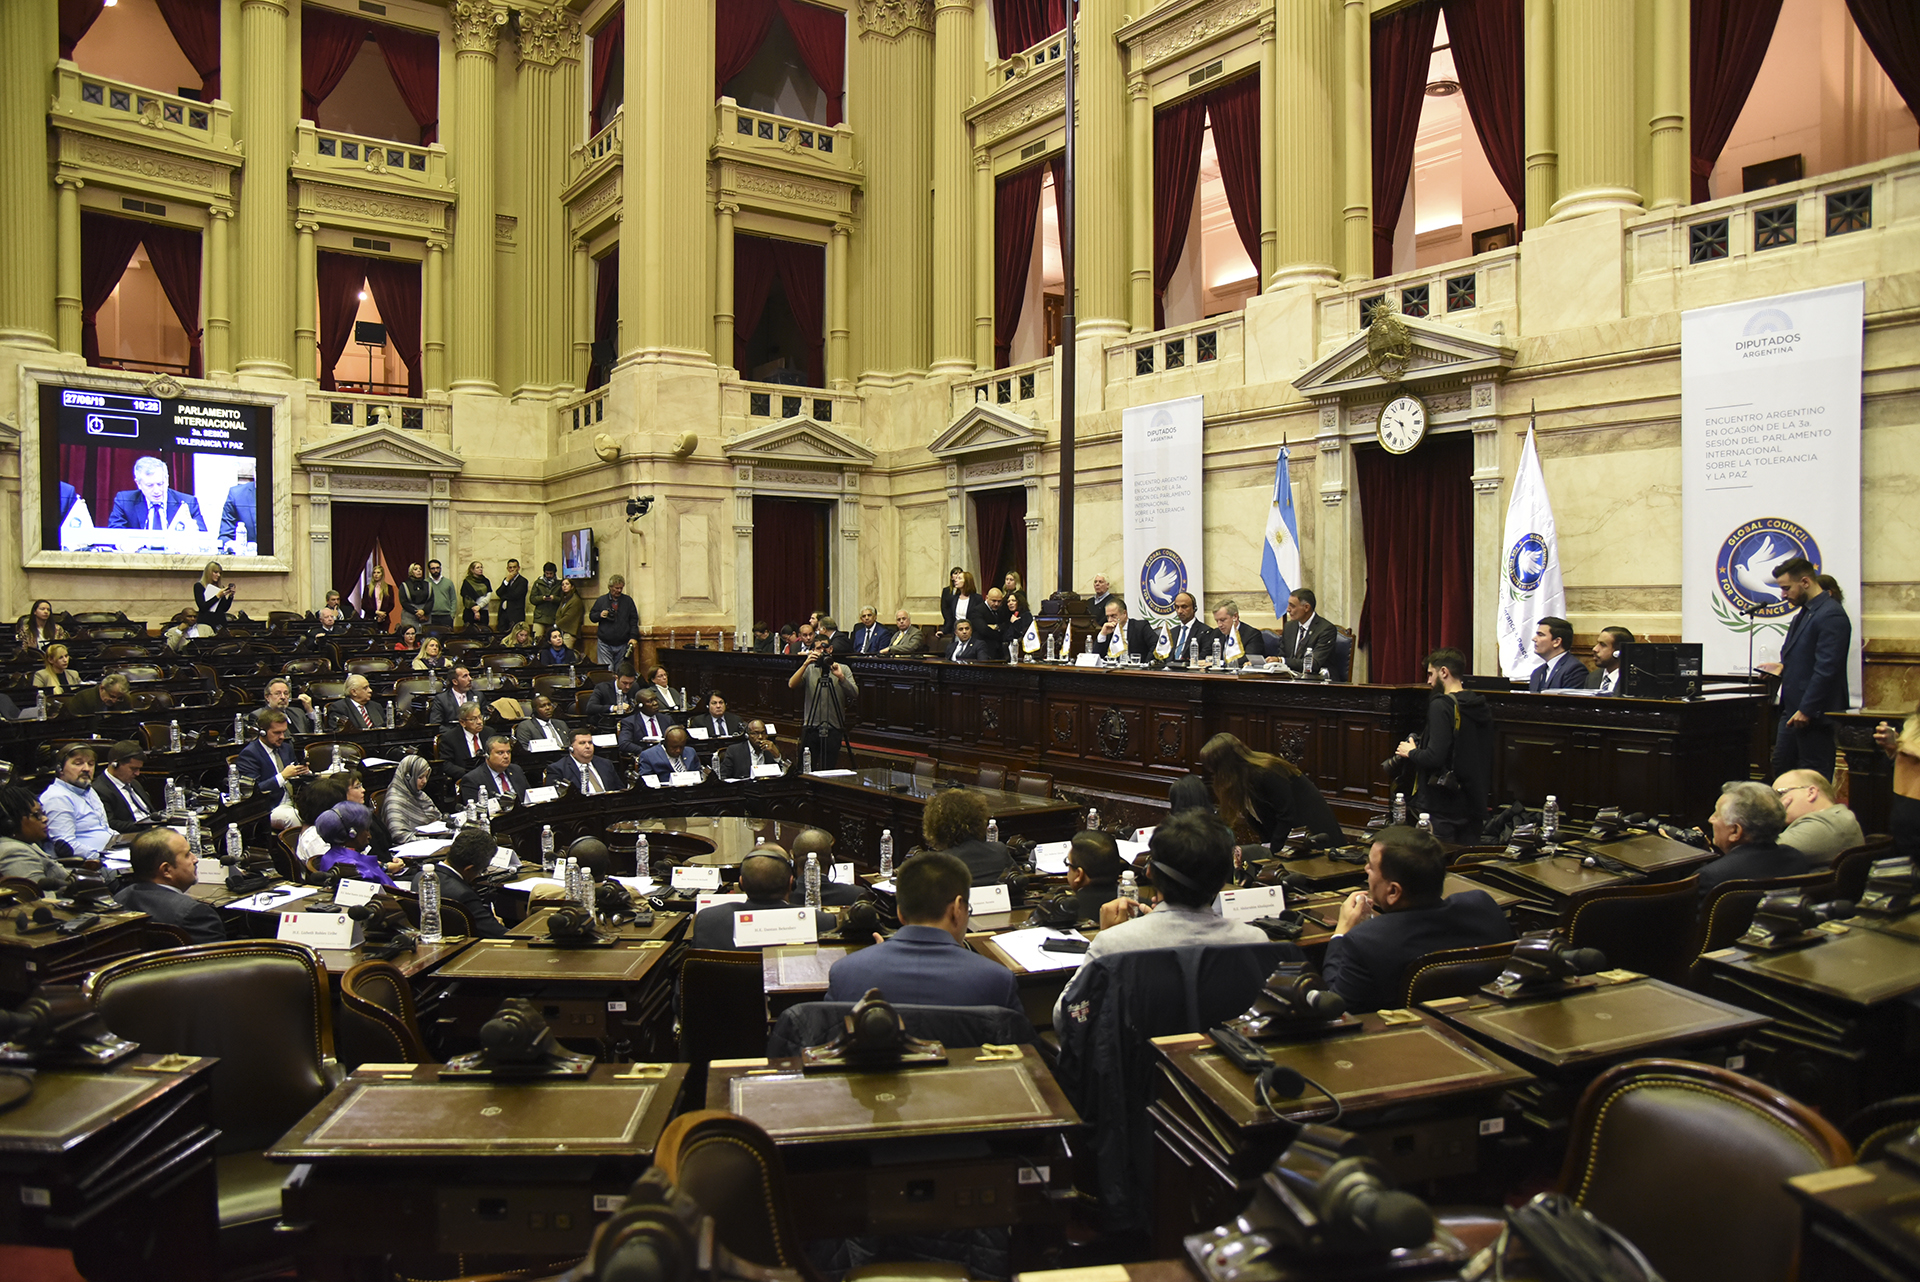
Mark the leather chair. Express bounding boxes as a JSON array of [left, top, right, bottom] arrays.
[[270, 828, 305, 883], [303, 739, 364, 770], [912, 757, 937, 782], [677, 950, 770, 1104], [1013, 770, 1054, 799], [767, 1002, 1036, 1058], [307, 679, 348, 703], [1686, 869, 1834, 987], [1329, 628, 1354, 681], [136, 921, 195, 949], [1842, 1095, 1920, 1162], [279, 657, 331, 676], [976, 763, 1007, 791], [1557, 1058, 1849, 1282], [1399, 940, 1515, 1006], [1830, 838, 1892, 902], [345, 656, 396, 678], [86, 941, 340, 1275], [336, 959, 430, 1068], [396, 892, 474, 938], [1556, 875, 1700, 983]]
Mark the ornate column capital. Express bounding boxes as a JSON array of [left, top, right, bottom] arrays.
[[831, 221, 852, 239], [1127, 75, 1148, 101], [856, 0, 934, 40], [715, 201, 740, 218], [427, 232, 450, 252], [55, 175, 85, 192], [451, 0, 507, 54], [515, 3, 580, 66], [293, 218, 319, 235], [1259, 10, 1277, 39], [208, 203, 232, 220], [974, 146, 990, 171]]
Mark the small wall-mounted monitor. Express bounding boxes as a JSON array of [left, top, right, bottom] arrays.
[[560, 526, 596, 580], [1619, 643, 1703, 701]]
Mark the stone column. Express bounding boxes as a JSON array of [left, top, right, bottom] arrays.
[[1340, 0, 1372, 280], [424, 235, 448, 395], [1647, 0, 1687, 209], [0, 0, 55, 350], [1075, 0, 1129, 339], [828, 222, 851, 389], [973, 146, 994, 368], [205, 206, 232, 376], [851, 3, 934, 378], [1524, 0, 1557, 228], [714, 203, 736, 376], [570, 238, 589, 388], [55, 178, 84, 355], [1313, 402, 1358, 649], [293, 219, 317, 382], [930, 0, 976, 374], [1268, 0, 1340, 290], [513, 4, 581, 397], [1548, 0, 1642, 221], [1127, 75, 1152, 332], [1469, 382, 1504, 677], [1258, 12, 1277, 287], [235, 0, 292, 375], [733, 470, 755, 639], [622, 0, 715, 365], [307, 471, 332, 607], [450, 1, 501, 392]]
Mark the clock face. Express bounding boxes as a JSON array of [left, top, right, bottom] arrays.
[[1378, 393, 1427, 455]]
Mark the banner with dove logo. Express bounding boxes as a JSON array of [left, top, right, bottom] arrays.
[[1682, 283, 1861, 699], [1122, 396, 1205, 626], [1496, 426, 1566, 680]]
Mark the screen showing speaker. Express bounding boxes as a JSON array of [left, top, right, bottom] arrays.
[[560, 526, 595, 580], [40, 383, 273, 558]]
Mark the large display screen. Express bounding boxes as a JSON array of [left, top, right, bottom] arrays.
[[39, 384, 272, 558], [561, 526, 596, 580]]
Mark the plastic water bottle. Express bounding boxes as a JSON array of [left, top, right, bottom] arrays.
[[1417, 813, 1433, 832], [541, 824, 556, 874], [329, 743, 343, 773], [1087, 806, 1100, 832], [1045, 633, 1057, 662], [168, 720, 182, 753], [568, 663, 577, 683], [186, 812, 202, 854], [1542, 795, 1561, 847], [679, 686, 687, 710], [804, 852, 822, 909], [226, 823, 243, 864], [1084, 632, 1096, 656], [1391, 792, 1407, 826], [1009, 643, 1020, 666], [879, 828, 894, 880], [386, 699, 396, 728], [1214, 638, 1224, 665], [986, 818, 999, 844], [164, 778, 178, 814], [1119, 870, 1139, 902], [802, 747, 813, 774], [635, 832, 650, 882], [418, 863, 444, 943], [694, 632, 702, 651], [475, 801, 492, 835], [1188, 638, 1199, 666], [226, 760, 241, 802], [232, 712, 244, 741]]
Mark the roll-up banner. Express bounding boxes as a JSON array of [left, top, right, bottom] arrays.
[[1122, 395, 1205, 625], [1681, 281, 1862, 701]]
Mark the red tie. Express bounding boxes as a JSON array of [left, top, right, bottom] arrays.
[[358, 704, 369, 727], [496, 771, 508, 793], [470, 734, 480, 755]]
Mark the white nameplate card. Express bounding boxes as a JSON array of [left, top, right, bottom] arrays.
[[969, 884, 1013, 915], [1215, 885, 1286, 923], [671, 865, 722, 890], [1030, 842, 1071, 875], [523, 785, 559, 805], [527, 738, 562, 753], [763, 723, 777, 736], [641, 775, 661, 789], [1074, 653, 1103, 667], [591, 734, 618, 747], [488, 851, 518, 872], [226, 886, 318, 913], [361, 756, 398, 767], [830, 862, 854, 885], [332, 879, 381, 907], [733, 906, 818, 948], [686, 727, 710, 740], [753, 763, 785, 778], [415, 821, 449, 836], [669, 770, 704, 787], [1115, 839, 1150, 864], [278, 910, 363, 949], [196, 856, 228, 883], [695, 892, 748, 914], [1132, 826, 1157, 844]]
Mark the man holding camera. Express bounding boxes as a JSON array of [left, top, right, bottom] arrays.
[[787, 635, 857, 771], [1391, 647, 1494, 843]]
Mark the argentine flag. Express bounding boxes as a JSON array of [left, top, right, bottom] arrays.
[[1260, 446, 1303, 614]]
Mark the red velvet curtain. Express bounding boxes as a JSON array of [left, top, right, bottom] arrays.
[[733, 234, 780, 373], [59, 446, 197, 524], [363, 257, 423, 397], [972, 488, 1027, 591], [1690, 0, 1785, 203], [993, 163, 1046, 368], [332, 502, 427, 618], [1371, 1, 1440, 278], [80, 212, 150, 366], [1442, 0, 1525, 225], [992, 0, 1071, 58], [591, 7, 624, 133], [1152, 95, 1207, 330], [139, 221, 204, 379], [1355, 436, 1473, 684], [59, 0, 104, 59], [1047, 154, 1068, 248], [301, 5, 367, 121], [1206, 74, 1263, 276], [716, 0, 779, 93], [316, 251, 368, 390], [374, 22, 440, 144], [154, 0, 221, 101], [752, 497, 829, 631], [773, 239, 825, 389], [776, 1, 845, 127], [1848, 0, 1920, 117], [589, 250, 619, 389]]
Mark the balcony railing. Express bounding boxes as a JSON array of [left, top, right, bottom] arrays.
[[714, 98, 857, 175], [294, 122, 449, 191], [557, 385, 609, 435], [1317, 247, 1519, 355], [722, 379, 861, 431], [990, 31, 1068, 85], [51, 62, 235, 153], [568, 110, 623, 188], [1106, 313, 1245, 389], [956, 355, 1054, 422], [316, 390, 445, 434]]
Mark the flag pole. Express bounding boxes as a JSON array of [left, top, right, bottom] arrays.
[[1044, 7, 1079, 623]]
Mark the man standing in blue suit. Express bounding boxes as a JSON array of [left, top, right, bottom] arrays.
[[107, 457, 205, 531], [1761, 557, 1852, 774], [1526, 617, 1589, 692]]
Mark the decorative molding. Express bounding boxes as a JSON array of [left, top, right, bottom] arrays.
[[961, 456, 1024, 482], [516, 3, 581, 65], [752, 467, 841, 488], [725, 417, 876, 468], [855, 0, 934, 39], [296, 425, 467, 474], [1126, 0, 1264, 67], [495, 213, 518, 243], [451, 0, 505, 54], [978, 83, 1064, 145], [73, 139, 220, 190], [1293, 315, 1517, 402], [308, 183, 433, 225], [734, 168, 841, 209], [142, 374, 185, 399], [332, 474, 432, 497], [928, 403, 1046, 460], [572, 178, 620, 222]]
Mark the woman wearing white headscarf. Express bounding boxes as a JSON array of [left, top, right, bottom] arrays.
[[383, 754, 445, 844]]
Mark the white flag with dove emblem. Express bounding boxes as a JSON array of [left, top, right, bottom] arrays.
[[1497, 424, 1566, 680]]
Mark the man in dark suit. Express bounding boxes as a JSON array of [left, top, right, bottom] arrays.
[[718, 720, 787, 780], [218, 473, 257, 550], [106, 457, 206, 532], [616, 693, 672, 753], [440, 829, 509, 938], [437, 704, 491, 785], [545, 729, 621, 795], [1585, 626, 1634, 695], [586, 666, 640, 720], [495, 559, 529, 630], [1210, 601, 1267, 666], [848, 606, 893, 656], [236, 710, 310, 810], [57, 480, 80, 525], [63, 673, 132, 717], [1164, 592, 1219, 665], [1695, 781, 1803, 899], [691, 848, 835, 950], [691, 691, 743, 740], [636, 726, 703, 782], [816, 614, 854, 657], [460, 737, 529, 803], [1063, 829, 1124, 923], [1760, 556, 1852, 774], [1085, 574, 1116, 625], [93, 740, 158, 833], [945, 619, 985, 662], [825, 851, 1020, 1011], [328, 674, 379, 732], [1278, 589, 1340, 675], [428, 665, 477, 725], [112, 829, 228, 944], [512, 694, 570, 748], [1320, 826, 1513, 1013], [258, 677, 316, 734], [1098, 599, 1155, 662], [1526, 616, 1589, 692], [921, 788, 1010, 885]]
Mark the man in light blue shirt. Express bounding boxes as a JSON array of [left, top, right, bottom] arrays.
[[40, 744, 114, 857]]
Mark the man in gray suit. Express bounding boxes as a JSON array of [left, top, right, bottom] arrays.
[[512, 693, 570, 748], [884, 608, 927, 655]]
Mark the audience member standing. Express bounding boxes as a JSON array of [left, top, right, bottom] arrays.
[[1874, 703, 1920, 861], [425, 559, 458, 627], [530, 562, 563, 631], [555, 578, 586, 649], [1395, 648, 1494, 842], [589, 576, 640, 666], [496, 558, 528, 630], [1759, 556, 1853, 774]]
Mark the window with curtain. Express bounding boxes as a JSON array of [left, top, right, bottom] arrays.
[[317, 251, 423, 398], [591, 7, 625, 134], [83, 212, 203, 378], [992, 0, 1073, 60], [734, 233, 825, 387], [1154, 73, 1261, 330], [716, 0, 845, 127], [67, 0, 214, 101], [303, 9, 440, 145]]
